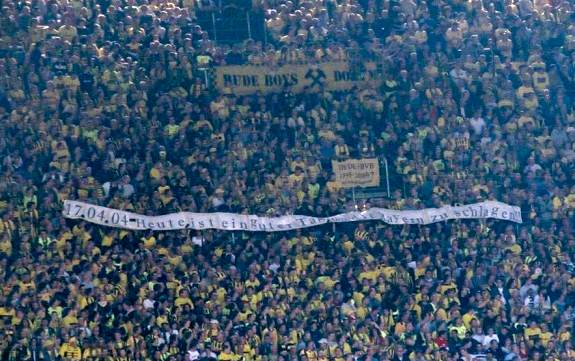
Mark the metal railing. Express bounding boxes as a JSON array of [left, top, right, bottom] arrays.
[[195, 8, 266, 45]]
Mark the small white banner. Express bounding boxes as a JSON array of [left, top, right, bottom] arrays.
[[62, 200, 522, 232], [332, 158, 380, 188]]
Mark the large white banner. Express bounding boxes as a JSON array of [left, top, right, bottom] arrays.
[[63, 200, 522, 232]]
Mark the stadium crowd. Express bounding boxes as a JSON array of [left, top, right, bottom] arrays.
[[2, 0, 575, 360]]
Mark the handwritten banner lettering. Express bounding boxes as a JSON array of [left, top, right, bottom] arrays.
[[332, 158, 380, 188], [63, 200, 522, 232]]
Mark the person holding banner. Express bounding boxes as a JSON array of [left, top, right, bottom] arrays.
[[2, 0, 575, 359]]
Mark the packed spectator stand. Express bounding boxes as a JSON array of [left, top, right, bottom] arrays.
[[1, 0, 575, 360]]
